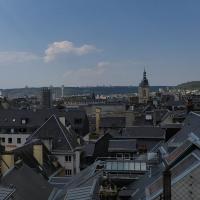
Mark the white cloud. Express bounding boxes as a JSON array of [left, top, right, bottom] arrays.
[[96, 61, 110, 67], [44, 40, 98, 62], [0, 51, 39, 63]]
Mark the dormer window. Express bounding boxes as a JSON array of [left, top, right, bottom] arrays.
[[21, 119, 27, 125]]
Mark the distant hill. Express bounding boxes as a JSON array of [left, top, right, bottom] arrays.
[[177, 81, 200, 89]]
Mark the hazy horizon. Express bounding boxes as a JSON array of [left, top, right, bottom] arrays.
[[0, 84, 179, 90]]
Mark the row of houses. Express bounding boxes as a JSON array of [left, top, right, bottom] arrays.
[[0, 103, 199, 199], [48, 111, 200, 200]]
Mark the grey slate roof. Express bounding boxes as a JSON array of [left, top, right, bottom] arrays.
[[123, 164, 164, 200], [0, 186, 15, 200], [12, 139, 60, 177], [108, 139, 137, 152], [127, 123, 200, 200], [1, 163, 53, 200], [0, 108, 67, 128], [118, 127, 166, 139], [100, 117, 125, 128], [64, 161, 103, 190], [49, 177, 72, 188], [27, 115, 79, 152], [145, 149, 200, 200], [0, 108, 89, 136], [65, 179, 99, 200], [167, 112, 200, 146], [49, 161, 103, 200], [127, 148, 200, 200]]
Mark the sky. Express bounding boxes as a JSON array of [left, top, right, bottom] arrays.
[[0, 0, 200, 88]]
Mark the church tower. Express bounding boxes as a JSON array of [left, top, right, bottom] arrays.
[[138, 69, 150, 104]]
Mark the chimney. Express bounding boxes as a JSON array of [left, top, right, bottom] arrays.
[[96, 107, 101, 134], [33, 144, 43, 166], [125, 111, 135, 127], [75, 150, 80, 174], [163, 169, 171, 200], [0, 153, 14, 175]]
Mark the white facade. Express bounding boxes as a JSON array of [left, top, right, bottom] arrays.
[[0, 133, 30, 151], [55, 151, 80, 176]]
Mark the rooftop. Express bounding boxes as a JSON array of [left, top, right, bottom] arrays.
[[1, 163, 53, 200]]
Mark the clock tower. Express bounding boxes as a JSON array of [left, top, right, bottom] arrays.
[[138, 69, 150, 104]]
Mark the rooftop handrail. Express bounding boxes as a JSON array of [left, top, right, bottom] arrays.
[[95, 156, 148, 162]]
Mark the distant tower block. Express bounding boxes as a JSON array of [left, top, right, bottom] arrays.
[[138, 69, 150, 104], [41, 87, 52, 109], [61, 85, 65, 98]]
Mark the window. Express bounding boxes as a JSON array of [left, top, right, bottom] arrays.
[[17, 138, 21, 144], [8, 138, 12, 144], [116, 153, 123, 160], [1, 137, 5, 143], [65, 155, 72, 162], [74, 118, 82, 124], [21, 119, 26, 124], [19, 128, 27, 133], [21, 118, 28, 125], [65, 169, 72, 176], [11, 128, 14, 133], [124, 153, 130, 160]]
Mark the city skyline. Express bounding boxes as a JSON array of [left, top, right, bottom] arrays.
[[0, 0, 200, 88]]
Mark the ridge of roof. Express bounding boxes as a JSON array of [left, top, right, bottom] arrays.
[[27, 114, 78, 151], [26, 115, 56, 143], [191, 111, 200, 117]]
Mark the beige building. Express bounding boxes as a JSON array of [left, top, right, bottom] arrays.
[[138, 69, 150, 104]]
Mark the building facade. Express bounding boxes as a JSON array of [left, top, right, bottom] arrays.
[[41, 87, 52, 108]]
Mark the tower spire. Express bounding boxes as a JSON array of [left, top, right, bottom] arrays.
[[143, 67, 147, 80]]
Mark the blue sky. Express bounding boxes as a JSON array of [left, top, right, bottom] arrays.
[[0, 0, 200, 88]]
